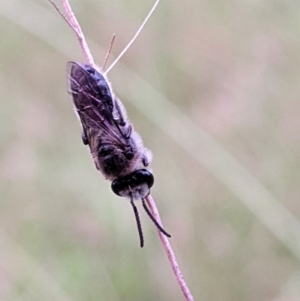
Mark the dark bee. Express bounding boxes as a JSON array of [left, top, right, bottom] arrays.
[[67, 62, 170, 247]]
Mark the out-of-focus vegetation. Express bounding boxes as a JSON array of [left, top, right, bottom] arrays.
[[1, 0, 300, 300]]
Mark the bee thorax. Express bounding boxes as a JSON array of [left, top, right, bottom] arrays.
[[96, 140, 140, 179]]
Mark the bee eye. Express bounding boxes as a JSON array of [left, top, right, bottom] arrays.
[[111, 169, 154, 197], [140, 169, 154, 188]]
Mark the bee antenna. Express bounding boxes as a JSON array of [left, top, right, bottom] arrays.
[[142, 199, 171, 238], [130, 197, 144, 248]]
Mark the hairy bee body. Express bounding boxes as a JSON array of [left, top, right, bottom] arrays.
[[67, 62, 170, 246], [68, 62, 153, 199]]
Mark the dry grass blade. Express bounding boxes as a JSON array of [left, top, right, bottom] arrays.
[[146, 195, 195, 301], [105, 0, 161, 74]]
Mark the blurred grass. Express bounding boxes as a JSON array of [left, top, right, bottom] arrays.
[[1, 0, 300, 300]]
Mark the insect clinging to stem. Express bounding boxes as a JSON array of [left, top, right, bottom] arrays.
[[49, 0, 171, 247]]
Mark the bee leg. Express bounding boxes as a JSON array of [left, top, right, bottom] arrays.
[[142, 149, 153, 167], [82, 129, 89, 145], [142, 155, 150, 167], [114, 99, 126, 126], [125, 125, 132, 139]]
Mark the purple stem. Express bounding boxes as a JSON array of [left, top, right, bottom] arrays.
[[145, 195, 194, 301]]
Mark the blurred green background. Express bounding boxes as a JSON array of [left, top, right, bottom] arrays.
[[1, 0, 300, 300]]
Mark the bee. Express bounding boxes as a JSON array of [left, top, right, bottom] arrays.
[[68, 62, 171, 247]]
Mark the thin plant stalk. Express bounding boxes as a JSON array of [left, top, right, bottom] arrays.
[[105, 0, 161, 74], [145, 195, 194, 301], [48, 0, 94, 66], [51, 1, 195, 300]]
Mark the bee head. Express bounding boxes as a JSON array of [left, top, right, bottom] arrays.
[[111, 169, 154, 200]]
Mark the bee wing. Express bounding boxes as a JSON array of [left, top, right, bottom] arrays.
[[67, 62, 130, 147]]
